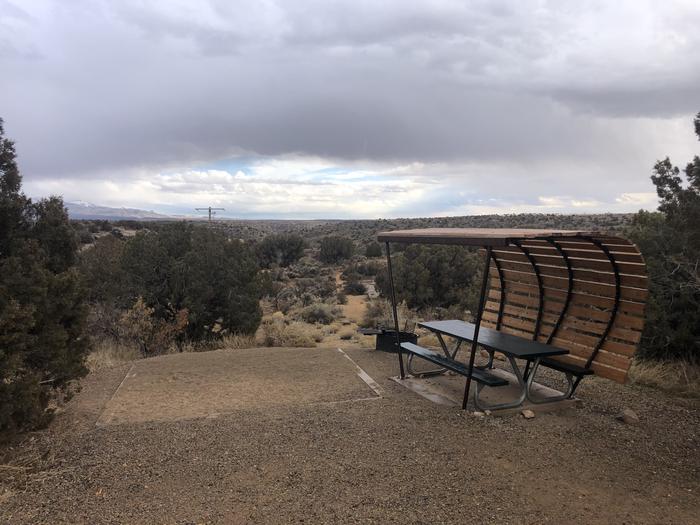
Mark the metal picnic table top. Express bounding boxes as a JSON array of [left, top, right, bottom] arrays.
[[419, 320, 569, 360]]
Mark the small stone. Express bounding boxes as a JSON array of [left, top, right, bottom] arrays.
[[484, 410, 492, 416], [472, 411, 485, 417], [617, 408, 640, 425], [521, 409, 536, 419]]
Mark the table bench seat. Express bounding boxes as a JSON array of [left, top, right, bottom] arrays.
[[400, 343, 509, 387], [539, 357, 594, 377]]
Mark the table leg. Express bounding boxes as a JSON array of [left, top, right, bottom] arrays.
[[406, 331, 463, 377], [473, 354, 528, 411]]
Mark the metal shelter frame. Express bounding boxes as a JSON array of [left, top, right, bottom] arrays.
[[378, 228, 648, 410]]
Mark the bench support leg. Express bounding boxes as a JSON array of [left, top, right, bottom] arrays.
[[525, 360, 577, 404], [407, 334, 461, 377], [473, 355, 527, 411]]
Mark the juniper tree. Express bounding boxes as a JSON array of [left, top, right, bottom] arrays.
[[0, 119, 89, 434], [628, 112, 700, 361]]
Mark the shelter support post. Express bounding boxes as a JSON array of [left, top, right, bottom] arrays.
[[462, 246, 493, 410], [385, 242, 405, 379]]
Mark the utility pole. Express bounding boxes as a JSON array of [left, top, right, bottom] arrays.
[[195, 207, 225, 222]]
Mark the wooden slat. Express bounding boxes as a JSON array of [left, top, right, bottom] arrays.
[[547, 339, 630, 371], [498, 325, 534, 340], [568, 258, 647, 276], [495, 256, 648, 289], [555, 240, 639, 254], [591, 361, 628, 383], [601, 339, 639, 357]]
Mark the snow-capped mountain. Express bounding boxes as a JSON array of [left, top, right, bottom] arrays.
[[65, 201, 171, 220]]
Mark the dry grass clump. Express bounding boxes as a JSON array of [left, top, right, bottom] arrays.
[[217, 334, 258, 350], [87, 340, 141, 371], [338, 328, 355, 340], [258, 318, 317, 348], [629, 359, 700, 398], [417, 331, 441, 349]]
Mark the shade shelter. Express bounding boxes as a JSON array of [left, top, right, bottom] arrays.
[[377, 228, 648, 410]]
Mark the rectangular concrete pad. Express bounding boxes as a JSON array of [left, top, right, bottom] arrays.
[[97, 347, 378, 426], [393, 369, 577, 415]]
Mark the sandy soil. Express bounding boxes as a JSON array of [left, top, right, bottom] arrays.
[[1, 346, 698, 524], [341, 294, 366, 324]]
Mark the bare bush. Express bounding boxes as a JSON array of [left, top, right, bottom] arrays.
[[299, 303, 338, 325], [360, 299, 412, 329], [258, 318, 316, 347], [118, 298, 188, 355]]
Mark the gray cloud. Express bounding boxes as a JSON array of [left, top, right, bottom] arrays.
[[1, 0, 698, 205]]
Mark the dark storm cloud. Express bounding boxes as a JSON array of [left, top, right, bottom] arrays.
[[1, 0, 699, 181]]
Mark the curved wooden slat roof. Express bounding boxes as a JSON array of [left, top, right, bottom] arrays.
[[376, 228, 606, 246], [377, 228, 648, 384]]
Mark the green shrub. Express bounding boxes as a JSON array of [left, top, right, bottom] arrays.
[[365, 242, 383, 258], [344, 280, 367, 295], [627, 113, 700, 362], [111, 224, 263, 339], [256, 233, 305, 268], [0, 119, 89, 434], [318, 235, 354, 263], [375, 244, 482, 312], [354, 260, 382, 276]]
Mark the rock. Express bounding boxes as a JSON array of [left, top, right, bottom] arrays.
[[521, 409, 536, 419], [472, 411, 485, 417], [617, 408, 640, 425], [484, 410, 492, 416]]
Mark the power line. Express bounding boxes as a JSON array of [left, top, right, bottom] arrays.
[[195, 207, 225, 222]]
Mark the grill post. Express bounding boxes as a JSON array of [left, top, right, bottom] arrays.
[[385, 242, 405, 379]]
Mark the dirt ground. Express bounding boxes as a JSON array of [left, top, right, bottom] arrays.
[[1, 346, 698, 524]]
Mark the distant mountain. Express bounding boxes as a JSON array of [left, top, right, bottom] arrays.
[[65, 201, 172, 220]]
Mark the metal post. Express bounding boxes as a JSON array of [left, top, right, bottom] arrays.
[[385, 242, 405, 379], [462, 246, 492, 410]]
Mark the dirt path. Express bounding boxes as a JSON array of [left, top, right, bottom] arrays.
[[1, 347, 698, 524], [334, 270, 368, 324]]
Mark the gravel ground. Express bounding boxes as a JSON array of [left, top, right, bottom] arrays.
[[1, 347, 698, 524]]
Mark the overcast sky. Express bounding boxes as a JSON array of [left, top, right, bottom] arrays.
[[1, 0, 699, 218]]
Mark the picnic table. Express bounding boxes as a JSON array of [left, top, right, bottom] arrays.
[[377, 228, 648, 411]]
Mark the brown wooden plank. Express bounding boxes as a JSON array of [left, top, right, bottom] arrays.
[[601, 339, 639, 357], [567, 257, 647, 276], [498, 325, 534, 340], [547, 339, 631, 371], [498, 316, 536, 335], [556, 240, 638, 253], [550, 354, 628, 382], [565, 248, 644, 263]]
